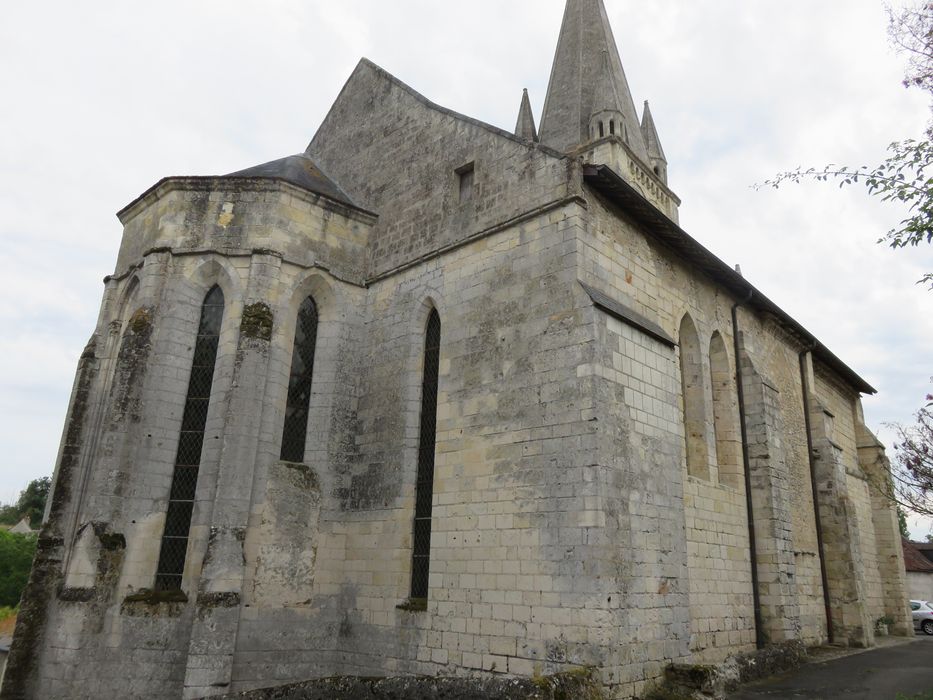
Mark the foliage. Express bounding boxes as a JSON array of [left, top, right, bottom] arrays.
[[897, 692, 933, 700], [886, 389, 933, 517], [0, 476, 51, 529], [898, 505, 911, 538], [889, 2, 933, 96], [762, 141, 933, 288], [0, 530, 37, 608], [760, 3, 933, 288]]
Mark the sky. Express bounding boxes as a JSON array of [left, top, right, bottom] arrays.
[[1, 1, 932, 535]]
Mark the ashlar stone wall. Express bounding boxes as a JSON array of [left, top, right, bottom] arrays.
[[579, 192, 757, 671]]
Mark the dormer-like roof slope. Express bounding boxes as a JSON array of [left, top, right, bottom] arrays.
[[226, 153, 357, 208]]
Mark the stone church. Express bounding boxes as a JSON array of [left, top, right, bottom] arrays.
[[2, 1, 912, 698]]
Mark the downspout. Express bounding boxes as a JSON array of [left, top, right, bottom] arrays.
[[732, 291, 765, 649], [799, 345, 835, 644]]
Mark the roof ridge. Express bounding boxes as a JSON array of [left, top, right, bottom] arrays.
[[307, 58, 566, 161]]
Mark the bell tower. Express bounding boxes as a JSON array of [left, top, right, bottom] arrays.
[[538, 0, 679, 219]]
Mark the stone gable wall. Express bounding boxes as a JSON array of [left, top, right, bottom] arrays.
[[306, 61, 577, 279]]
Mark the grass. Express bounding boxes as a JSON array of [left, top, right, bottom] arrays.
[[897, 692, 933, 700], [0, 606, 17, 637]]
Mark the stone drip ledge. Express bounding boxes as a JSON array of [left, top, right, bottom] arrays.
[[205, 669, 604, 700], [644, 641, 808, 700]]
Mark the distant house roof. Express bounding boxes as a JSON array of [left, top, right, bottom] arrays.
[[903, 539, 933, 572], [911, 541, 933, 564], [8, 517, 35, 535]]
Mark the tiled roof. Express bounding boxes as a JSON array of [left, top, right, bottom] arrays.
[[903, 539, 933, 572]]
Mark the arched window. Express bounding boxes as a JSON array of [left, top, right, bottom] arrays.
[[280, 296, 319, 463], [598, 121, 605, 138], [679, 314, 710, 480], [410, 309, 441, 601], [155, 285, 224, 591], [709, 332, 741, 487], [609, 120, 615, 135]]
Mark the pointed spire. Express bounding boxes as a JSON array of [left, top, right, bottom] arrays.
[[538, 0, 647, 158], [641, 100, 668, 183], [641, 101, 666, 163], [514, 88, 538, 142], [592, 52, 622, 116]]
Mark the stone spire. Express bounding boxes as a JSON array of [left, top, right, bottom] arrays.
[[588, 51, 626, 141], [538, 0, 647, 158], [514, 88, 538, 142], [641, 100, 668, 183]]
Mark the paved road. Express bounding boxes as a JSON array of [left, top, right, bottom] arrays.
[[727, 635, 933, 699]]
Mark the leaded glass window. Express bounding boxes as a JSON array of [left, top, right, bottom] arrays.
[[154, 285, 224, 591], [280, 296, 319, 463], [410, 309, 440, 600]]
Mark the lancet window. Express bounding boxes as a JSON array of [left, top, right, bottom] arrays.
[[280, 296, 319, 463], [154, 285, 224, 591], [410, 309, 441, 601]]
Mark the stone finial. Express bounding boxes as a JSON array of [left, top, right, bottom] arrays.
[[514, 88, 538, 142], [538, 0, 646, 158], [641, 100, 668, 184]]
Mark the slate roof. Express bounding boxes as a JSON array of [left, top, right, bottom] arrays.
[[903, 539, 933, 572], [225, 154, 357, 208]]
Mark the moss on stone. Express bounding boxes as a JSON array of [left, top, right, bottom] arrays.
[[395, 597, 427, 612], [241, 302, 274, 341], [197, 591, 240, 609], [126, 307, 152, 334], [97, 532, 126, 551], [123, 588, 189, 605]]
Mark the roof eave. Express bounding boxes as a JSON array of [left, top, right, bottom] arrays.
[[117, 175, 379, 226], [582, 164, 876, 396]]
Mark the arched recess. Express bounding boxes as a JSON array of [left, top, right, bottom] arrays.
[[187, 257, 242, 307], [679, 313, 710, 480], [709, 332, 741, 488], [115, 276, 141, 326]]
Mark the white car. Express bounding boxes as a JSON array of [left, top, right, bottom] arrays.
[[910, 600, 933, 635]]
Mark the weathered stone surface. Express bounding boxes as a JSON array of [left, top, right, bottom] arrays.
[[2, 2, 909, 700], [210, 669, 605, 700]]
